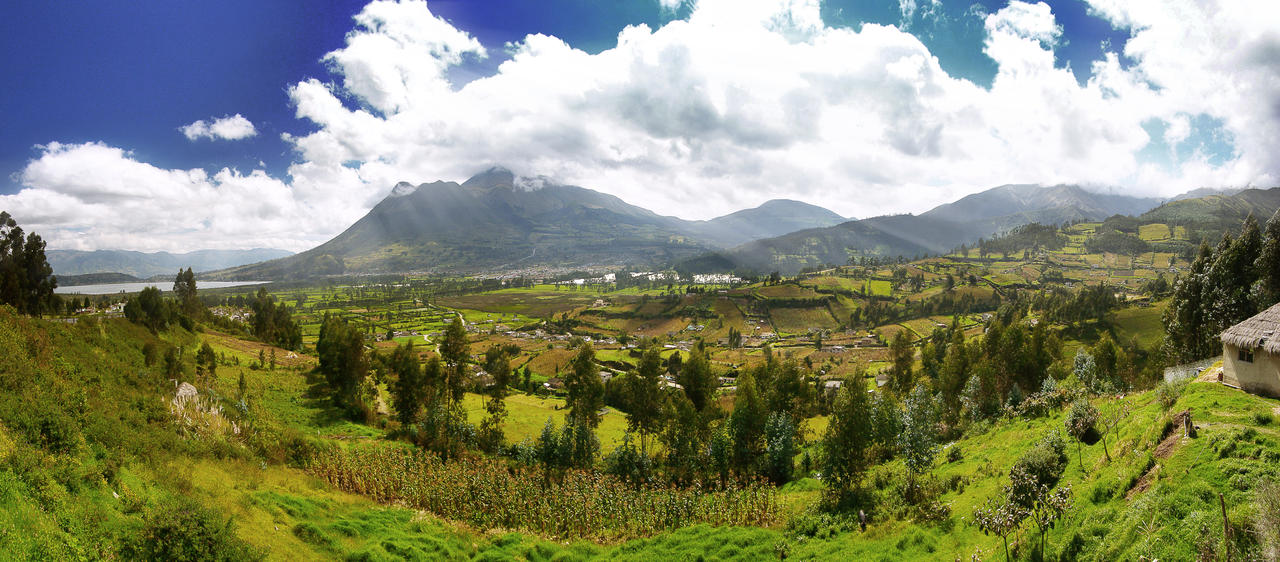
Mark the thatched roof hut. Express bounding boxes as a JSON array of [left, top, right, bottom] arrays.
[[1221, 303, 1280, 354], [1220, 303, 1280, 397]]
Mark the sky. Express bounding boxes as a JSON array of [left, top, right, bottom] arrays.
[[2, 0, 1278, 253]]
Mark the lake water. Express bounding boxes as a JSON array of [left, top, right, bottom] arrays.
[[55, 280, 270, 295]]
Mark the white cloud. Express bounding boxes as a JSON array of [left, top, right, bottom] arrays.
[[3, 142, 320, 252], [8, 0, 1280, 253], [181, 114, 258, 141]]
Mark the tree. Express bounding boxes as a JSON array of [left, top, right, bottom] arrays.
[[677, 348, 716, 413], [763, 412, 797, 485], [627, 346, 664, 452], [316, 313, 369, 416], [565, 342, 604, 428], [1064, 399, 1098, 470], [889, 330, 914, 394], [390, 341, 425, 425], [1009, 464, 1073, 557], [729, 370, 767, 473], [173, 267, 200, 318], [898, 384, 938, 499], [1163, 242, 1213, 362], [250, 288, 302, 351], [163, 346, 184, 380], [821, 380, 873, 504], [479, 344, 512, 452], [125, 286, 170, 333], [1259, 208, 1280, 308], [973, 494, 1027, 562], [439, 316, 469, 406], [0, 211, 58, 316], [195, 342, 217, 384]]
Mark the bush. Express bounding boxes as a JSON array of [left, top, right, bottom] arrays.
[[1010, 431, 1068, 501], [126, 495, 260, 561], [1155, 379, 1187, 410], [1254, 411, 1274, 426]]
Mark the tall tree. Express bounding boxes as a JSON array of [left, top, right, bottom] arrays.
[[898, 384, 939, 499], [479, 344, 512, 452], [627, 346, 664, 452], [821, 380, 873, 505], [677, 348, 716, 413], [390, 341, 426, 425], [889, 330, 914, 394], [316, 313, 369, 415], [729, 370, 767, 473], [565, 342, 604, 428], [438, 315, 469, 406], [173, 267, 200, 317], [1259, 208, 1280, 308], [1163, 241, 1212, 362], [0, 211, 58, 316]]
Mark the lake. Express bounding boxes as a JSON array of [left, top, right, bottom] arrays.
[[55, 280, 270, 295]]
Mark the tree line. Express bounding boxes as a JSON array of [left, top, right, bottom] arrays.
[[1165, 211, 1280, 363]]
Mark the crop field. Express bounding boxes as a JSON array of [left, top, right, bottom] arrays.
[[769, 306, 837, 334], [461, 393, 630, 451], [1112, 302, 1169, 348], [437, 288, 602, 318], [756, 284, 825, 299], [1139, 223, 1172, 241]]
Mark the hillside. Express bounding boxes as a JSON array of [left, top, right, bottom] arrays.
[[6, 302, 1279, 559], [1139, 186, 1280, 243], [48, 248, 294, 277]]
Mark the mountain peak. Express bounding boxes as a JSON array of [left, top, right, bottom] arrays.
[[389, 181, 418, 197], [462, 166, 516, 191]]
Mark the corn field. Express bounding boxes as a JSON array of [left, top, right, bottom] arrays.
[[303, 445, 780, 540]]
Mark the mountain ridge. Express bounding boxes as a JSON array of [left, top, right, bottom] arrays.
[[48, 248, 295, 278]]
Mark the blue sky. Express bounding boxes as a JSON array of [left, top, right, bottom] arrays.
[[1, 0, 1274, 251]]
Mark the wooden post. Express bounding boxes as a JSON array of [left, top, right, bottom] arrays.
[[1220, 492, 1231, 561]]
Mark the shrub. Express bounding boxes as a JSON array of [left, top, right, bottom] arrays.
[[1009, 431, 1068, 505], [1155, 379, 1187, 410], [1254, 411, 1274, 426], [126, 495, 260, 561]]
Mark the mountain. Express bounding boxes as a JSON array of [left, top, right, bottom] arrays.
[[218, 168, 704, 277], [1139, 186, 1280, 242], [685, 199, 847, 247], [922, 184, 1161, 234], [47, 248, 295, 278], [214, 167, 852, 279], [683, 184, 1166, 274], [1169, 187, 1247, 202]]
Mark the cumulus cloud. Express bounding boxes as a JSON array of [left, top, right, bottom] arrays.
[[4, 142, 319, 252], [7, 0, 1280, 253], [181, 114, 258, 141]]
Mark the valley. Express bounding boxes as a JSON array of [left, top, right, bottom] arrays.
[[8, 196, 1280, 560]]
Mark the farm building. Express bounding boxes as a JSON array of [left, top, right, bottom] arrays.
[[1220, 303, 1280, 397]]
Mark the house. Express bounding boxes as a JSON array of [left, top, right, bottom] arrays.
[[1219, 303, 1280, 397]]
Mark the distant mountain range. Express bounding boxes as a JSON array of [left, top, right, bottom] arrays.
[[199, 167, 1280, 278], [685, 184, 1165, 273], [214, 167, 847, 278], [48, 248, 294, 279]]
